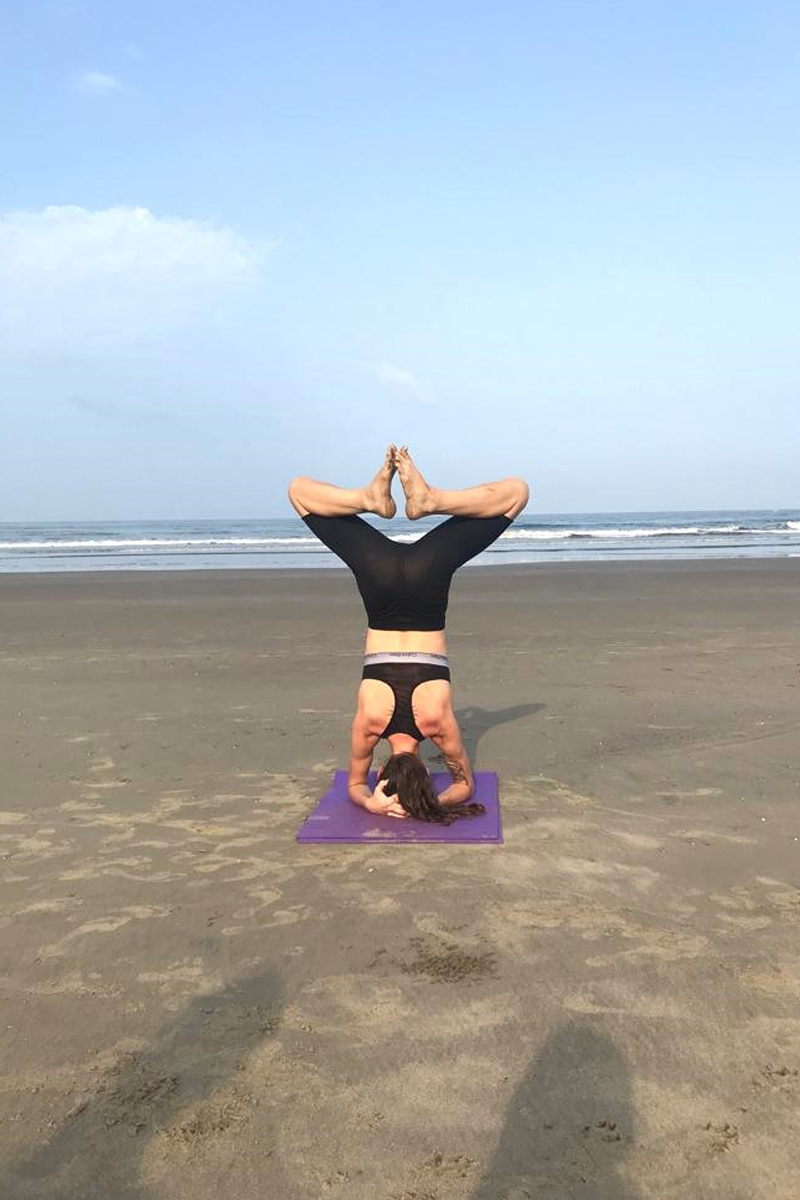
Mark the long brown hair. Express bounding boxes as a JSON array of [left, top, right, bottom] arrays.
[[377, 752, 485, 825]]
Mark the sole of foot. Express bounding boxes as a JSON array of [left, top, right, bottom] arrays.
[[395, 445, 433, 519], [366, 444, 398, 518]]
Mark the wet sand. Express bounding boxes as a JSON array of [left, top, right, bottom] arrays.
[[1, 560, 800, 1199]]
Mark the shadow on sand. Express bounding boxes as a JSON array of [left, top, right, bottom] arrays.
[[7, 967, 286, 1200], [470, 1019, 643, 1200], [450, 702, 546, 769]]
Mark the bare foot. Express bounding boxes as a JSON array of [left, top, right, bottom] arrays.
[[364, 443, 397, 518], [395, 445, 435, 519]]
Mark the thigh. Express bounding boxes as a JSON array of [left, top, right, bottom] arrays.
[[302, 513, 394, 574], [411, 514, 514, 574]]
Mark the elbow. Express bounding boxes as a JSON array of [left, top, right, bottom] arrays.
[[347, 785, 366, 809]]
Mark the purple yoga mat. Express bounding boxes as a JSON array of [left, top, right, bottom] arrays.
[[296, 769, 502, 844]]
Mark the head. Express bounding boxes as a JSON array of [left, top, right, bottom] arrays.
[[376, 751, 486, 825]]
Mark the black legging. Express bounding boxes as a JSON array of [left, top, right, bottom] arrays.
[[301, 511, 514, 630]]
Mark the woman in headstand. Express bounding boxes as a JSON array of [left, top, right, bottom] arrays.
[[288, 445, 529, 823]]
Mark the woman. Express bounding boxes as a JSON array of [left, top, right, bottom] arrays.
[[288, 445, 529, 822]]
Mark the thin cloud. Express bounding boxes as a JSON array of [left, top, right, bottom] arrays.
[[0, 205, 270, 352], [375, 361, 432, 404], [78, 71, 122, 95]]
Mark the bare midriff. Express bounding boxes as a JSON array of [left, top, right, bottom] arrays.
[[364, 627, 447, 656]]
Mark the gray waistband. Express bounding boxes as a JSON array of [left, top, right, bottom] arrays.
[[364, 651, 449, 666]]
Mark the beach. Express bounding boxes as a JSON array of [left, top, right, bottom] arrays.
[[2, 559, 800, 1199]]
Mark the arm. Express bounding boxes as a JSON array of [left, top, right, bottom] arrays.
[[430, 712, 474, 807], [347, 714, 409, 818], [347, 715, 379, 809]]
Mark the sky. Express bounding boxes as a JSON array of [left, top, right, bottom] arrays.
[[1, 0, 799, 521]]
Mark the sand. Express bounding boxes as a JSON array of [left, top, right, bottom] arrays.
[[1, 559, 799, 1199]]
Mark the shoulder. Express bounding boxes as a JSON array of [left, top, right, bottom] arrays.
[[411, 677, 454, 735], [350, 701, 382, 747], [356, 678, 393, 730], [427, 702, 463, 751]]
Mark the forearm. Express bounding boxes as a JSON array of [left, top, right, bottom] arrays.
[[437, 780, 474, 807], [348, 783, 373, 809]]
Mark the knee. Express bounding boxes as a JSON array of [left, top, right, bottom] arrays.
[[505, 477, 530, 517], [287, 476, 311, 515]]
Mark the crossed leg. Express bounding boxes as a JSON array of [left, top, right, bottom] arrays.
[[394, 445, 529, 520], [288, 444, 529, 521], [287, 444, 398, 519]]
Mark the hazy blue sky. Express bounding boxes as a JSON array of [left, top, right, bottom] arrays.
[[1, 0, 798, 520]]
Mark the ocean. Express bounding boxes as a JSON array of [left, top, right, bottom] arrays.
[[1, 509, 799, 573]]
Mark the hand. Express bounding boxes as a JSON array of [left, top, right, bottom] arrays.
[[366, 777, 408, 818]]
